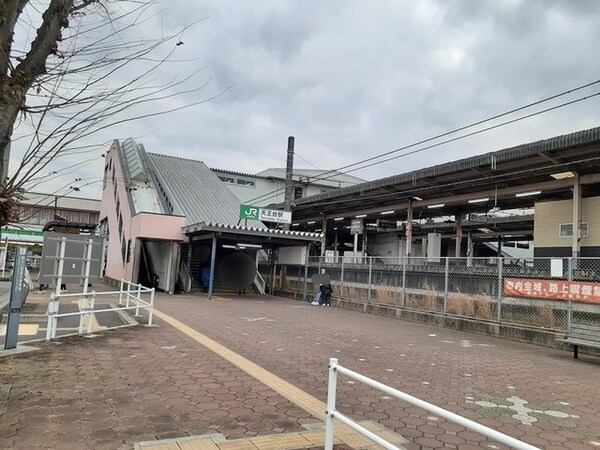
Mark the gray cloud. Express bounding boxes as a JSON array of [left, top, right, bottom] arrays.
[[13, 0, 600, 197]]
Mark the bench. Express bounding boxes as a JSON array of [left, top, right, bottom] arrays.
[[556, 321, 600, 359]]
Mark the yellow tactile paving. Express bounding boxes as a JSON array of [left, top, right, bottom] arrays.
[[250, 433, 312, 450], [143, 443, 180, 450], [153, 309, 400, 450], [0, 324, 39, 336], [139, 426, 397, 450], [19, 324, 39, 335], [77, 298, 105, 332], [178, 439, 221, 450], [298, 431, 341, 446], [215, 439, 259, 450]]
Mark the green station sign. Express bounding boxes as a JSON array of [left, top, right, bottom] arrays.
[[240, 205, 292, 224]]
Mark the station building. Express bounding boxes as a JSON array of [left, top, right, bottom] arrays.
[[212, 168, 364, 206], [99, 139, 321, 295]]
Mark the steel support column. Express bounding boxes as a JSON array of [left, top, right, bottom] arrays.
[[572, 172, 581, 261], [321, 216, 327, 257], [467, 231, 473, 267], [207, 235, 217, 300], [303, 243, 309, 301], [406, 201, 413, 258], [455, 215, 462, 258]]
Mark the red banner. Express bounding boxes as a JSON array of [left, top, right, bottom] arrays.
[[504, 278, 600, 304]]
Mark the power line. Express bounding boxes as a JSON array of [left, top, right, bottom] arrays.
[[243, 79, 600, 205], [309, 153, 600, 209], [295, 153, 322, 171], [331, 79, 600, 175], [342, 90, 600, 175]]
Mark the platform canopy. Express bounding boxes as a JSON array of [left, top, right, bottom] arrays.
[[183, 222, 322, 248], [279, 126, 600, 224]]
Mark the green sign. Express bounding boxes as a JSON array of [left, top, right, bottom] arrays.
[[240, 204, 260, 220], [240, 204, 292, 224]]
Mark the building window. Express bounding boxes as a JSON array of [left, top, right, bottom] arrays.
[[103, 164, 109, 189], [126, 239, 132, 263], [121, 239, 127, 263], [236, 178, 255, 187], [218, 176, 235, 184], [294, 186, 303, 199], [559, 222, 589, 238]]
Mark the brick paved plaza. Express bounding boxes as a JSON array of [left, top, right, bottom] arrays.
[[1, 292, 599, 449]]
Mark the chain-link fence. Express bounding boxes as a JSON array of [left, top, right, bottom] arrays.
[[260, 255, 600, 333]]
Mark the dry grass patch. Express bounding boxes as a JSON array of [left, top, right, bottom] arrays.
[[537, 305, 556, 328], [448, 293, 494, 319], [373, 285, 400, 305]]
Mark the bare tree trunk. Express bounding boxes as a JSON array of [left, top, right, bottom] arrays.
[[0, 0, 74, 185], [0, 1, 217, 231]]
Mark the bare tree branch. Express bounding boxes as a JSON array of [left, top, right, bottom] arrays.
[[0, 1, 219, 228]]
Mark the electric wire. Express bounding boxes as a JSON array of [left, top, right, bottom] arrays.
[[243, 79, 600, 205]]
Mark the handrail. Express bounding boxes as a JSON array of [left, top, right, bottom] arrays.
[[254, 270, 266, 295], [45, 279, 155, 341], [325, 358, 539, 450]]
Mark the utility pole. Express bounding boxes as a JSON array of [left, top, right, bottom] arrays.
[[280, 136, 295, 293], [283, 136, 295, 231]]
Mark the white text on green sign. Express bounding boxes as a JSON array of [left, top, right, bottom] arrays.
[[240, 205, 291, 224]]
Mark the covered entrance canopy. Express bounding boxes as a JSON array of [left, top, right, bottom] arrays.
[[182, 222, 322, 298]]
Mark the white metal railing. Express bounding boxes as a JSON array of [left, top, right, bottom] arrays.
[[254, 271, 266, 295], [325, 358, 539, 450], [45, 279, 155, 341]]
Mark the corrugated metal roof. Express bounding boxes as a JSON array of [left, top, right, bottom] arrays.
[[183, 222, 321, 241], [210, 168, 269, 180], [290, 126, 600, 206], [146, 153, 264, 227]]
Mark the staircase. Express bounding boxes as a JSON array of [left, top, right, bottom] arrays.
[[180, 243, 255, 294]]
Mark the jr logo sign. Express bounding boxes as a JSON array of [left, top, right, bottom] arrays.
[[240, 205, 260, 220]]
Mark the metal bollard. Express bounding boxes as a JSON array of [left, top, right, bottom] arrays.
[[324, 358, 339, 450], [118, 279, 124, 305], [148, 288, 155, 326], [135, 283, 142, 316], [87, 291, 96, 335], [46, 293, 57, 341]]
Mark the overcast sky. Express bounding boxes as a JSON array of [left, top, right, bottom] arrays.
[[14, 0, 600, 199]]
